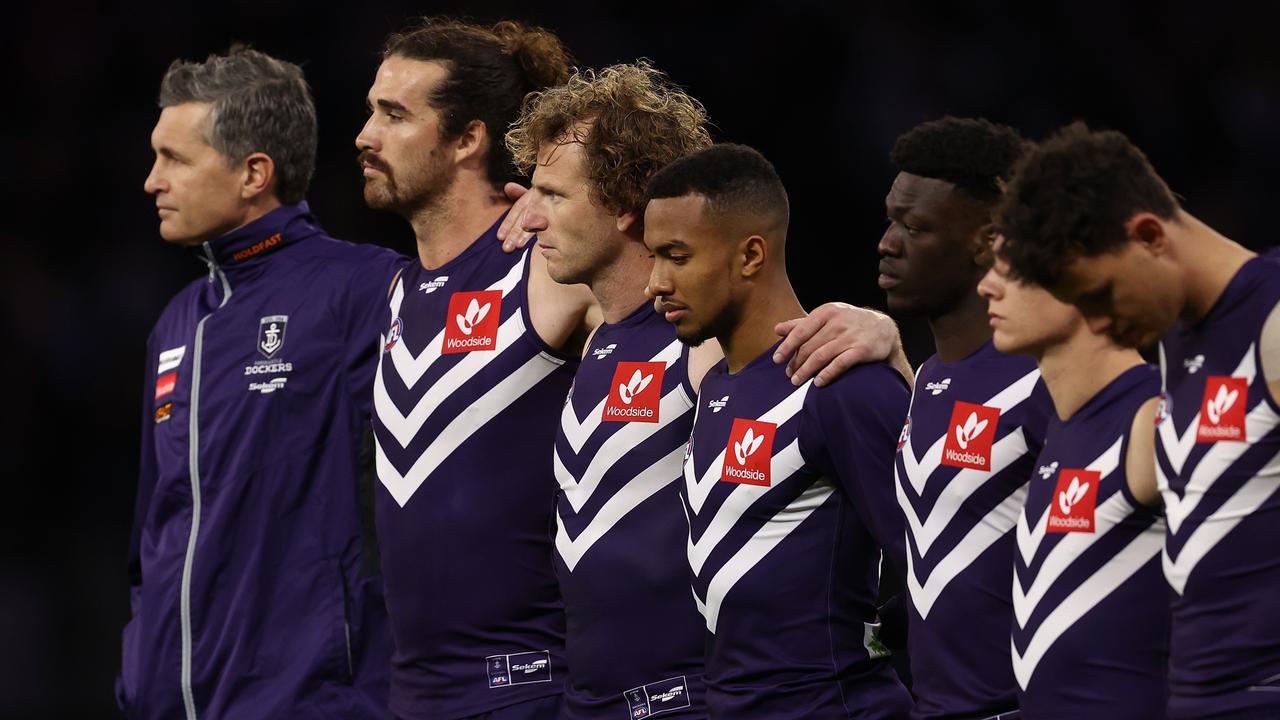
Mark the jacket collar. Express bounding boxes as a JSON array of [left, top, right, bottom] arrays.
[[201, 202, 322, 270]]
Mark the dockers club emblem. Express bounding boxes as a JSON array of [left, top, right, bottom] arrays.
[[258, 315, 288, 358]]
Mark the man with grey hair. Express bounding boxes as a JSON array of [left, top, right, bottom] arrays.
[[120, 47, 400, 719]]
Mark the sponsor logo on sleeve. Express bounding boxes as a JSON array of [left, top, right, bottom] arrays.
[[624, 676, 691, 718], [257, 315, 288, 358], [1046, 469, 1100, 533], [157, 346, 186, 374], [1197, 376, 1247, 442], [443, 290, 502, 354], [940, 401, 1001, 471], [154, 401, 173, 424], [155, 372, 178, 400], [384, 316, 403, 352], [602, 361, 665, 423], [485, 650, 551, 689], [721, 418, 776, 486]]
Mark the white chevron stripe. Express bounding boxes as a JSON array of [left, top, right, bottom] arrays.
[[688, 440, 806, 575], [684, 382, 812, 514], [1013, 490, 1135, 626], [377, 313, 527, 448], [376, 351, 565, 507], [385, 253, 527, 389], [898, 428, 1029, 556], [1012, 527, 1163, 689], [559, 340, 684, 453], [899, 368, 1042, 495], [907, 483, 1028, 619], [1163, 405, 1280, 594], [557, 386, 694, 512], [702, 479, 835, 633], [556, 444, 687, 571], [1159, 346, 1256, 477], [1017, 438, 1124, 564]]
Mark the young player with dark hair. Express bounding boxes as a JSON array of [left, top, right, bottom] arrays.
[[879, 117, 1053, 719], [978, 245, 1168, 720], [644, 144, 913, 718], [997, 122, 1280, 720]]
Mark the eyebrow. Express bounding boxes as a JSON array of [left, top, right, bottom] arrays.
[[654, 239, 690, 252], [372, 98, 411, 115]]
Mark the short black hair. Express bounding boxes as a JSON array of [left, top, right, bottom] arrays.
[[890, 116, 1027, 205], [644, 143, 789, 227], [996, 122, 1180, 288]]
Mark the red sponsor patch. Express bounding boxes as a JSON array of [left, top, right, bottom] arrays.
[[155, 371, 178, 400], [602, 361, 665, 423], [721, 418, 776, 486], [442, 290, 502, 355], [1197, 376, 1248, 442], [1046, 468, 1100, 533], [940, 401, 1001, 471]]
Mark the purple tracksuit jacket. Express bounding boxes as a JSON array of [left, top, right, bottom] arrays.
[[118, 203, 402, 719]]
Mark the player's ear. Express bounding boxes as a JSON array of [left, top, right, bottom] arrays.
[[740, 235, 767, 278], [1126, 213, 1171, 257], [454, 119, 487, 166], [616, 210, 640, 234], [241, 152, 276, 201], [971, 222, 998, 269]]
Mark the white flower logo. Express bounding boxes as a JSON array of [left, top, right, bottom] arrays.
[[954, 411, 989, 450], [456, 298, 491, 336], [618, 369, 654, 405], [1206, 383, 1239, 425], [1057, 475, 1090, 515], [734, 427, 765, 465]]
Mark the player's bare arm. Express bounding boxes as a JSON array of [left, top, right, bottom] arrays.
[[1125, 396, 1162, 507]]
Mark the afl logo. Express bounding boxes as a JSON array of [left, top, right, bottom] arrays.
[[384, 317, 403, 352], [1154, 393, 1170, 426], [897, 416, 912, 450]]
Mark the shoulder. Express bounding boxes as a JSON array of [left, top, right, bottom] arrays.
[[806, 362, 910, 413]]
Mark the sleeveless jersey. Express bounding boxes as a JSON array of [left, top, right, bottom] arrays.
[[372, 220, 576, 720], [554, 303, 706, 719], [685, 344, 913, 719], [894, 340, 1053, 718], [1156, 251, 1280, 719], [1012, 364, 1167, 719]]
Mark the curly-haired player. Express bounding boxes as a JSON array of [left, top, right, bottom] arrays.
[[505, 62, 908, 720], [879, 116, 1054, 720], [998, 122, 1280, 720]]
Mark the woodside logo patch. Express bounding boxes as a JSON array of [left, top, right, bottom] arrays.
[[1197, 375, 1247, 442], [720, 418, 776, 486], [602, 361, 665, 423], [1046, 468, 1100, 533], [941, 401, 1001, 471], [442, 290, 502, 354]]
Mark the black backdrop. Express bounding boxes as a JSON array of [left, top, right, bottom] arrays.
[[2, 1, 1276, 715]]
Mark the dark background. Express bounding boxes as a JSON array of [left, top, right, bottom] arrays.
[[2, 0, 1275, 715]]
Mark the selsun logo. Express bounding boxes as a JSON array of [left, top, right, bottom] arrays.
[[231, 232, 281, 262], [941, 401, 1000, 471], [602, 361, 665, 423], [1197, 375, 1247, 442], [1046, 469, 1100, 533], [442, 290, 501, 354], [721, 418, 776, 486]]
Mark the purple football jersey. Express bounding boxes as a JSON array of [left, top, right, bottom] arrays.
[[894, 341, 1053, 718], [1157, 251, 1280, 719], [1013, 364, 1167, 719], [554, 304, 706, 719], [684, 343, 912, 719], [372, 219, 576, 720]]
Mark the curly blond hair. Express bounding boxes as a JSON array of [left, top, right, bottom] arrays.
[[506, 61, 712, 215]]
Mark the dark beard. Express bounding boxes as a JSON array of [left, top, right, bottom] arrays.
[[675, 302, 741, 348]]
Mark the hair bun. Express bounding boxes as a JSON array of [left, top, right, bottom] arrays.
[[492, 20, 572, 89]]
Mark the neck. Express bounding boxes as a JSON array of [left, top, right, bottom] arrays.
[[1036, 330, 1144, 421], [721, 276, 806, 374], [928, 286, 993, 362], [589, 236, 654, 324], [1175, 211, 1256, 325], [410, 176, 509, 269]]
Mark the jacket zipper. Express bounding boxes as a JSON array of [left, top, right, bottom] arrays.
[[180, 245, 232, 720]]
